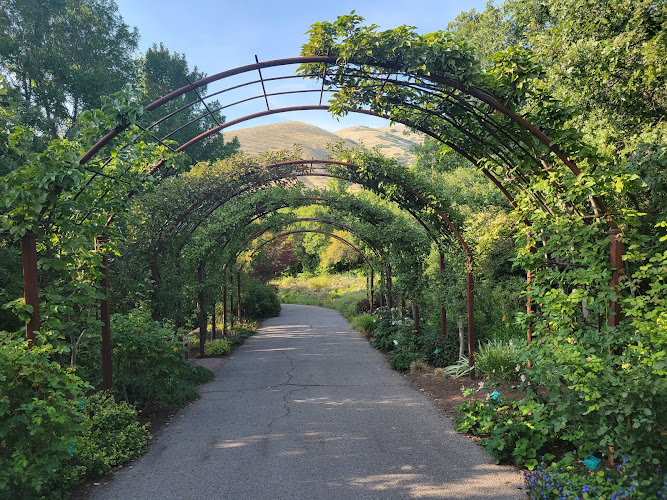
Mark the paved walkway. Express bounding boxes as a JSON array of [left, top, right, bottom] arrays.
[[88, 304, 524, 499]]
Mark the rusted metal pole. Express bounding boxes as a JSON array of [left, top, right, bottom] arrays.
[[21, 232, 40, 345], [379, 266, 384, 308], [222, 270, 228, 335], [526, 269, 533, 344], [370, 266, 374, 314], [230, 272, 235, 327], [413, 262, 420, 333], [386, 264, 393, 311], [97, 235, 113, 391], [608, 228, 624, 327], [526, 231, 536, 344], [197, 262, 206, 357], [439, 252, 447, 337], [237, 270, 241, 321], [466, 253, 475, 379]]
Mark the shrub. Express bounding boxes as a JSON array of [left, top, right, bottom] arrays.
[[475, 339, 525, 382], [419, 330, 460, 367], [354, 297, 370, 314], [204, 338, 230, 356], [76, 309, 214, 410], [0, 335, 87, 498], [349, 314, 376, 336], [456, 389, 551, 469], [389, 351, 417, 372], [75, 391, 150, 477], [241, 280, 280, 319]]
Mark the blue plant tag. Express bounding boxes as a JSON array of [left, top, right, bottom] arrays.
[[67, 444, 76, 457], [583, 455, 601, 470], [434, 348, 441, 354], [490, 390, 500, 400]]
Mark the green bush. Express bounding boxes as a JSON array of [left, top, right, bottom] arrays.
[[389, 351, 418, 372], [204, 338, 230, 356], [354, 297, 370, 314], [75, 391, 150, 477], [456, 389, 551, 469], [78, 309, 214, 409], [0, 335, 87, 498], [349, 314, 376, 336], [475, 339, 526, 381], [241, 280, 280, 319], [419, 330, 460, 368]]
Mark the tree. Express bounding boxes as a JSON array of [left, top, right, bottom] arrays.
[[137, 43, 239, 166], [0, 0, 139, 141]]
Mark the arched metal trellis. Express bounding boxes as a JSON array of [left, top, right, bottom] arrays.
[[19, 53, 625, 388]]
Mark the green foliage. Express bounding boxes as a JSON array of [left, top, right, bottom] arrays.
[[349, 314, 376, 336], [138, 43, 239, 165], [389, 351, 418, 373], [0, 335, 88, 498], [524, 454, 667, 500], [75, 391, 150, 478], [204, 338, 231, 356], [0, 0, 139, 141], [240, 279, 280, 319], [101, 310, 213, 409], [475, 339, 526, 382], [441, 357, 472, 378], [456, 390, 551, 469]]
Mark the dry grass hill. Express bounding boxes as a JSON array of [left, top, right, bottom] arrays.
[[227, 121, 423, 164]]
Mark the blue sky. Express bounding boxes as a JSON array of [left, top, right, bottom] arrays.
[[114, 0, 490, 132]]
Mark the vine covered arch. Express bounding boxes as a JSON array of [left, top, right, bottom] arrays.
[[15, 15, 627, 389]]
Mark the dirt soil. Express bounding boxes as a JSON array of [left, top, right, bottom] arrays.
[[405, 372, 485, 419]]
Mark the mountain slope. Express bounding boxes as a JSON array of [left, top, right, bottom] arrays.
[[228, 121, 423, 164], [226, 122, 357, 160]]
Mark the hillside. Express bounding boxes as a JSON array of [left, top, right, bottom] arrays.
[[334, 125, 423, 165], [227, 121, 423, 165], [226, 122, 357, 160]]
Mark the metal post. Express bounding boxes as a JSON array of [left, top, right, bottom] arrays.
[[97, 235, 113, 391], [21, 232, 40, 345], [526, 269, 533, 344], [413, 262, 419, 333], [379, 266, 384, 308], [237, 270, 241, 321], [608, 228, 623, 327], [526, 231, 536, 344], [369, 266, 374, 314], [439, 252, 447, 337], [222, 270, 228, 336], [197, 262, 206, 357], [466, 253, 475, 379], [230, 272, 235, 328], [386, 264, 393, 311]]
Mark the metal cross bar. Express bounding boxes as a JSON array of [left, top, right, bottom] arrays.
[[186, 75, 220, 126], [255, 55, 270, 111]]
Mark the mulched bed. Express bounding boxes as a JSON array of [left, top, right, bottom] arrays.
[[404, 371, 524, 420]]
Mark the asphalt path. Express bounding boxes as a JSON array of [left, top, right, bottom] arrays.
[[88, 304, 524, 499]]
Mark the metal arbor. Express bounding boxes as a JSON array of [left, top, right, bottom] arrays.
[[19, 52, 624, 387]]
